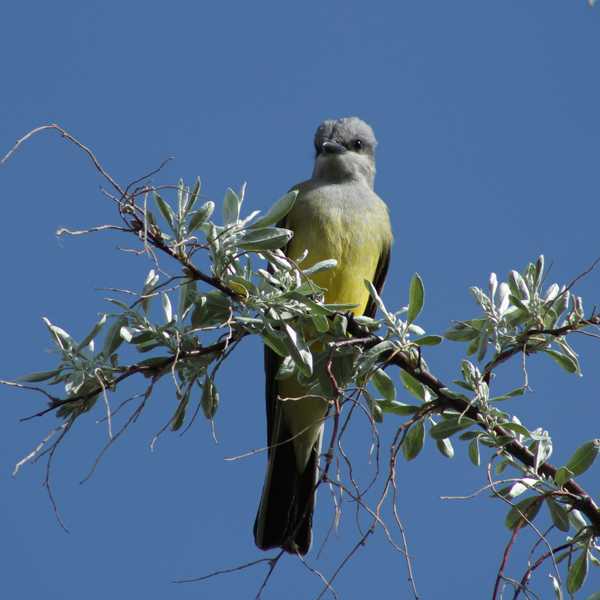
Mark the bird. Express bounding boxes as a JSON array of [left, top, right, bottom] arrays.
[[254, 117, 393, 555]]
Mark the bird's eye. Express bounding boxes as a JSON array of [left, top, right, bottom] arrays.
[[352, 139, 363, 151]]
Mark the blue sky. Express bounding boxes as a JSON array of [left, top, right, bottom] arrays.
[[1, 2, 599, 598]]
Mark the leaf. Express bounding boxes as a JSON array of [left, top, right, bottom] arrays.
[[185, 177, 201, 213], [311, 314, 330, 333], [77, 314, 108, 350], [430, 417, 476, 440], [171, 389, 190, 431], [188, 201, 215, 232], [502, 422, 531, 438], [564, 440, 600, 477], [223, 188, 240, 225], [413, 335, 442, 346], [567, 550, 589, 594], [544, 349, 578, 374], [400, 370, 427, 401], [468, 437, 480, 466], [201, 377, 219, 419], [161, 293, 173, 323], [302, 259, 338, 276], [436, 438, 454, 459], [191, 292, 231, 328], [372, 368, 396, 402], [154, 192, 175, 229], [444, 324, 481, 342], [407, 273, 424, 323], [18, 369, 62, 383], [283, 323, 313, 377], [364, 279, 393, 322], [238, 227, 293, 252], [403, 421, 425, 461], [378, 400, 420, 416], [250, 191, 297, 229], [546, 497, 570, 532], [102, 316, 128, 357], [554, 467, 573, 487], [505, 496, 543, 530]]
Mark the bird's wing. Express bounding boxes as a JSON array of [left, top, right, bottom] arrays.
[[364, 242, 391, 318]]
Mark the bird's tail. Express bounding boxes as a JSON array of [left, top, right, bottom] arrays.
[[253, 420, 319, 555]]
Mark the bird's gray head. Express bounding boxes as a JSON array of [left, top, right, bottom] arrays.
[[312, 117, 377, 188]]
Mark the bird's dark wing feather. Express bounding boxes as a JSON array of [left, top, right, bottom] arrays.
[[364, 244, 391, 318]]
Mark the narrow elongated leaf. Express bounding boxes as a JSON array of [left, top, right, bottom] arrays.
[[188, 201, 215, 232], [378, 400, 420, 416], [505, 496, 543, 529], [372, 368, 396, 402], [250, 191, 297, 229], [468, 437, 480, 466], [18, 369, 62, 383], [77, 314, 108, 350], [302, 259, 338, 276], [400, 370, 427, 401], [413, 335, 442, 346], [565, 440, 600, 477], [154, 192, 175, 229], [283, 323, 313, 377], [223, 188, 240, 225], [567, 550, 588, 594], [201, 377, 219, 419], [102, 316, 128, 357], [161, 293, 173, 323], [185, 177, 201, 213], [238, 227, 293, 251], [407, 273, 424, 323], [554, 467, 573, 487], [544, 349, 578, 374], [403, 421, 425, 460], [430, 417, 476, 440], [546, 497, 570, 532], [436, 438, 454, 458]]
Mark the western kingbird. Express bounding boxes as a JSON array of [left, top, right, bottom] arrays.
[[254, 117, 393, 555]]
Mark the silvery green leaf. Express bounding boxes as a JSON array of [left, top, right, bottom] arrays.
[[546, 497, 570, 532], [509, 270, 530, 301], [302, 259, 338, 276], [331, 313, 347, 336], [154, 192, 175, 229], [407, 273, 424, 323], [430, 417, 477, 440], [444, 323, 480, 342], [352, 315, 382, 332], [283, 323, 313, 377], [364, 279, 393, 322], [436, 438, 454, 459], [238, 227, 293, 251], [276, 355, 296, 380], [552, 288, 569, 316], [178, 280, 197, 320], [501, 422, 531, 438], [364, 390, 383, 423], [222, 188, 240, 226], [565, 440, 600, 477], [534, 255, 544, 286], [250, 191, 297, 229], [489, 272, 498, 300], [544, 349, 578, 374], [476, 326, 489, 362], [400, 370, 427, 401], [185, 177, 201, 213], [496, 478, 536, 500], [413, 335, 442, 346], [372, 368, 396, 402], [191, 292, 231, 328], [549, 574, 563, 600], [468, 437, 480, 466], [378, 400, 420, 416], [188, 201, 215, 232], [77, 313, 108, 350], [177, 179, 186, 218], [102, 316, 127, 357], [505, 496, 543, 530], [240, 210, 261, 226], [357, 340, 396, 376], [407, 323, 425, 336], [201, 377, 219, 419], [403, 421, 425, 461], [311, 314, 329, 333], [171, 388, 190, 431], [544, 283, 560, 303], [161, 293, 173, 323], [120, 326, 133, 343], [497, 282, 510, 315], [554, 466, 573, 487], [567, 550, 589, 594], [18, 369, 62, 383]]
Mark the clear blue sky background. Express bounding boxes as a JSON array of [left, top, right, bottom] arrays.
[[1, 2, 599, 598]]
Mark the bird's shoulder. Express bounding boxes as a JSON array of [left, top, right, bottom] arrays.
[[289, 178, 387, 210]]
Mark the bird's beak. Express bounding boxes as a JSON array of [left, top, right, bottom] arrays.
[[321, 140, 347, 155]]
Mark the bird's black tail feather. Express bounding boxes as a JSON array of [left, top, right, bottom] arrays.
[[253, 420, 318, 555]]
